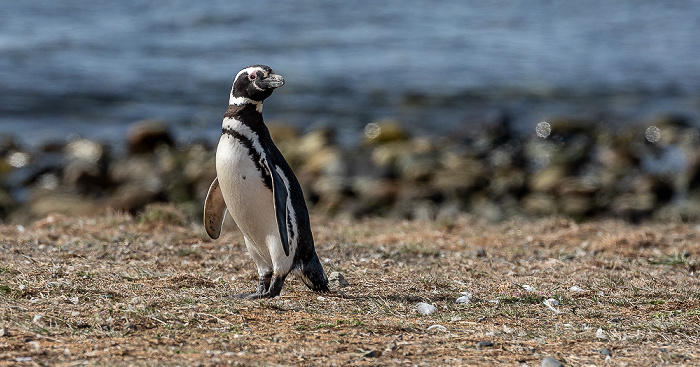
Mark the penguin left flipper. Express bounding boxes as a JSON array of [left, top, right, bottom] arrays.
[[204, 177, 228, 239], [263, 158, 290, 257]]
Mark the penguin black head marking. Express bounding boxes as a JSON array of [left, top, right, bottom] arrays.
[[230, 65, 285, 104]]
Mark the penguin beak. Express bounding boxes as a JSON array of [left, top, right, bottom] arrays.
[[257, 73, 285, 89]]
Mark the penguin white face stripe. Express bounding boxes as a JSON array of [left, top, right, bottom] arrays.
[[234, 66, 265, 84]]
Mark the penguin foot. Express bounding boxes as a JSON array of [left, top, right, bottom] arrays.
[[234, 291, 279, 299], [230, 292, 264, 299], [231, 273, 286, 299]]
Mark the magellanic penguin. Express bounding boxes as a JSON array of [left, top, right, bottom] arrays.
[[204, 65, 329, 299]]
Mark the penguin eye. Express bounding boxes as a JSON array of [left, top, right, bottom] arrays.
[[248, 72, 257, 81]]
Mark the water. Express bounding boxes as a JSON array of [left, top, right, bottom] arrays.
[[1, 0, 699, 148]]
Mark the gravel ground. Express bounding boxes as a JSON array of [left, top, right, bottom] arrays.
[[1, 208, 699, 366]]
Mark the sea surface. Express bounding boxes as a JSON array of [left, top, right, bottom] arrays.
[[1, 0, 699, 148]]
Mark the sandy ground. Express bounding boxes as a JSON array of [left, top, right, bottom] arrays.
[[1, 208, 699, 366]]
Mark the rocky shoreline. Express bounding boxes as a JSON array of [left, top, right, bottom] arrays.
[[1, 115, 699, 224]]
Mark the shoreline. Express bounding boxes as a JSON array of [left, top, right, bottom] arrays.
[[1, 113, 699, 224]]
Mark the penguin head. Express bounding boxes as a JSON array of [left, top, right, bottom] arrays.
[[230, 65, 285, 103]]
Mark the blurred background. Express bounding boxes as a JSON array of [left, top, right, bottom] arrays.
[[1, 0, 699, 223]]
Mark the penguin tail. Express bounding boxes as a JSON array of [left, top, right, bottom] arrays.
[[297, 253, 329, 293]]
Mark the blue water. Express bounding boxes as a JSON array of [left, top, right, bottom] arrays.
[[1, 0, 699, 147]]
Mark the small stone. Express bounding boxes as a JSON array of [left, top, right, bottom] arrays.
[[125, 323, 138, 332], [426, 324, 447, 332], [29, 341, 40, 352], [456, 291, 472, 304], [596, 328, 607, 340], [476, 341, 494, 348], [599, 348, 612, 357], [522, 284, 537, 292], [541, 357, 564, 367], [362, 350, 378, 358], [126, 119, 174, 155], [416, 302, 437, 315], [32, 314, 43, 324], [0, 328, 6, 337], [328, 271, 350, 288], [569, 285, 585, 292]]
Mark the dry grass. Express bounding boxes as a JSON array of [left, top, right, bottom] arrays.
[[1, 209, 699, 366]]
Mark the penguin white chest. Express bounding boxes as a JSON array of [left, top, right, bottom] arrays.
[[216, 135, 276, 227], [215, 135, 281, 258]]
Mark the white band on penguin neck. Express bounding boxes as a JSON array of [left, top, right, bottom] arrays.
[[229, 96, 263, 112]]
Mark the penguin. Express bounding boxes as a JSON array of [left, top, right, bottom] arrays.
[[204, 65, 329, 299]]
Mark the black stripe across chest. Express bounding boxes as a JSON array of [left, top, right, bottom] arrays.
[[222, 125, 273, 190]]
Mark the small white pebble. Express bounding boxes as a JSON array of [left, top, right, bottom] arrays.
[[70, 296, 79, 305], [29, 341, 40, 351], [570, 286, 585, 292], [317, 296, 327, 301], [543, 298, 562, 314], [416, 302, 437, 315], [522, 285, 537, 292], [32, 315, 43, 324], [426, 324, 447, 332], [596, 328, 607, 340], [456, 296, 471, 304]]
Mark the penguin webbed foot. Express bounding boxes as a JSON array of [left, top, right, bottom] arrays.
[[231, 273, 286, 300], [232, 291, 278, 299]]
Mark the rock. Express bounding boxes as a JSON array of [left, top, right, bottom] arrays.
[[0, 328, 7, 337], [109, 182, 160, 212], [529, 166, 568, 192], [599, 348, 612, 357], [456, 292, 472, 304], [522, 285, 537, 292], [127, 119, 174, 155], [416, 302, 436, 316], [363, 120, 409, 145], [596, 328, 607, 340], [30, 192, 103, 217], [124, 323, 138, 332], [328, 271, 350, 289], [476, 341, 494, 348], [426, 324, 447, 332], [362, 350, 378, 358], [541, 357, 564, 367], [522, 193, 557, 216]]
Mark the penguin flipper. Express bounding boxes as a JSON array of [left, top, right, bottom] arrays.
[[204, 177, 228, 239], [265, 161, 290, 257]]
